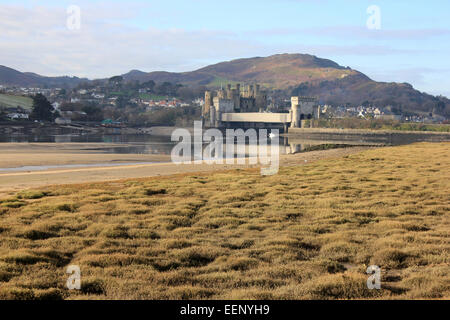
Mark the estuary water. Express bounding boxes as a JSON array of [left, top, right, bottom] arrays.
[[0, 132, 375, 156], [0, 131, 448, 173], [1, 131, 449, 155]]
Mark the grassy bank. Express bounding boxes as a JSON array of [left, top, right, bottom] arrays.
[[0, 94, 33, 110], [0, 143, 449, 300]]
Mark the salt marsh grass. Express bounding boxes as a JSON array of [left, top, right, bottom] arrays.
[[0, 143, 448, 299]]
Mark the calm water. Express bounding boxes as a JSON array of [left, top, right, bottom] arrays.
[[0, 162, 159, 173], [1, 131, 448, 156], [0, 134, 175, 154], [0, 133, 370, 155]]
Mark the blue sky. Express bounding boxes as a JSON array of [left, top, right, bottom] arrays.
[[1, 0, 450, 96]]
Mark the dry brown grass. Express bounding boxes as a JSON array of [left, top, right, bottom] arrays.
[[0, 142, 449, 300]]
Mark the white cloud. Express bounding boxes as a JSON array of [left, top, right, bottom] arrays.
[[1, 2, 449, 98], [0, 3, 420, 79], [0, 4, 262, 78]]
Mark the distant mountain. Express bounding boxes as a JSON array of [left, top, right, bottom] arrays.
[[0, 65, 87, 88], [1, 54, 449, 116], [121, 54, 449, 116], [122, 53, 360, 89]]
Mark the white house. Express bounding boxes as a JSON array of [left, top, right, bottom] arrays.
[[7, 113, 29, 120], [55, 117, 72, 125], [52, 102, 61, 111], [92, 93, 105, 99]]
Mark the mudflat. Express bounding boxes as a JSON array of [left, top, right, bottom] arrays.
[[0, 143, 171, 168], [0, 142, 370, 195]]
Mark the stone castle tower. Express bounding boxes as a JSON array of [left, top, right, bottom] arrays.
[[202, 83, 267, 126]]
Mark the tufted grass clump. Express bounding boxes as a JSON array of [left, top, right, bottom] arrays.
[[0, 142, 448, 299]]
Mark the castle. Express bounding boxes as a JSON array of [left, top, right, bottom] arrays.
[[202, 83, 319, 130], [203, 84, 267, 116]]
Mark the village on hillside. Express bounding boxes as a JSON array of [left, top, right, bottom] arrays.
[[0, 77, 448, 127]]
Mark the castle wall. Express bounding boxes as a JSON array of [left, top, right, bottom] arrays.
[[203, 91, 212, 116], [240, 97, 256, 112], [213, 97, 234, 113], [290, 96, 318, 128], [206, 83, 317, 129]]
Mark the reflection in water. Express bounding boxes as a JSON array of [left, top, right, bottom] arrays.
[[0, 162, 158, 173], [288, 144, 300, 154], [1, 132, 448, 157], [0, 133, 360, 156]]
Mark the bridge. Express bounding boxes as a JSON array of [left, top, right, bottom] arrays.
[[220, 112, 292, 130]]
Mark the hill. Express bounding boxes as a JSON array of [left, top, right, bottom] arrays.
[[122, 53, 360, 89], [121, 54, 449, 116], [1, 54, 449, 116], [0, 65, 87, 88], [291, 73, 450, 116]]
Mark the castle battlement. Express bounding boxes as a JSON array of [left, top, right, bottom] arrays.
[[203, 83, 268, 119]]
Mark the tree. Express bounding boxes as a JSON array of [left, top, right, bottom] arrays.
[[434, 101, 445, 115], [82, 105, 104, 121], [124, 80, 140, 91], [155, 82, 180, 96], [76, 81, 94, 90], [142, 80, 155, 91], [60, 102, 83, 111], [116, 95, 128, 109], [109, 76, 123, 86], [0, 108, 7, 121], [30, 94, 56, 121], [291, 82, 310, 96]]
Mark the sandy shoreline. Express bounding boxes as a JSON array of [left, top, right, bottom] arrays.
[[0, 142, 138, 153], [0, 153, 171, 168], [0, 142, 172, 168], [0, 142, 371, 196]]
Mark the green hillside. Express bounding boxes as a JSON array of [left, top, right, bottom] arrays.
[[0, 94, 33, 110]]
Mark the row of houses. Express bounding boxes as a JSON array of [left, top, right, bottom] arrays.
[[73, 89, 106, 100], [1, 86, 64, 98], [140, 98, 189, 110], [3, 107, 30, 120]]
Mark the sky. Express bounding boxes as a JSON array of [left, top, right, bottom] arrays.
[[1, 0, 450, 97]]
